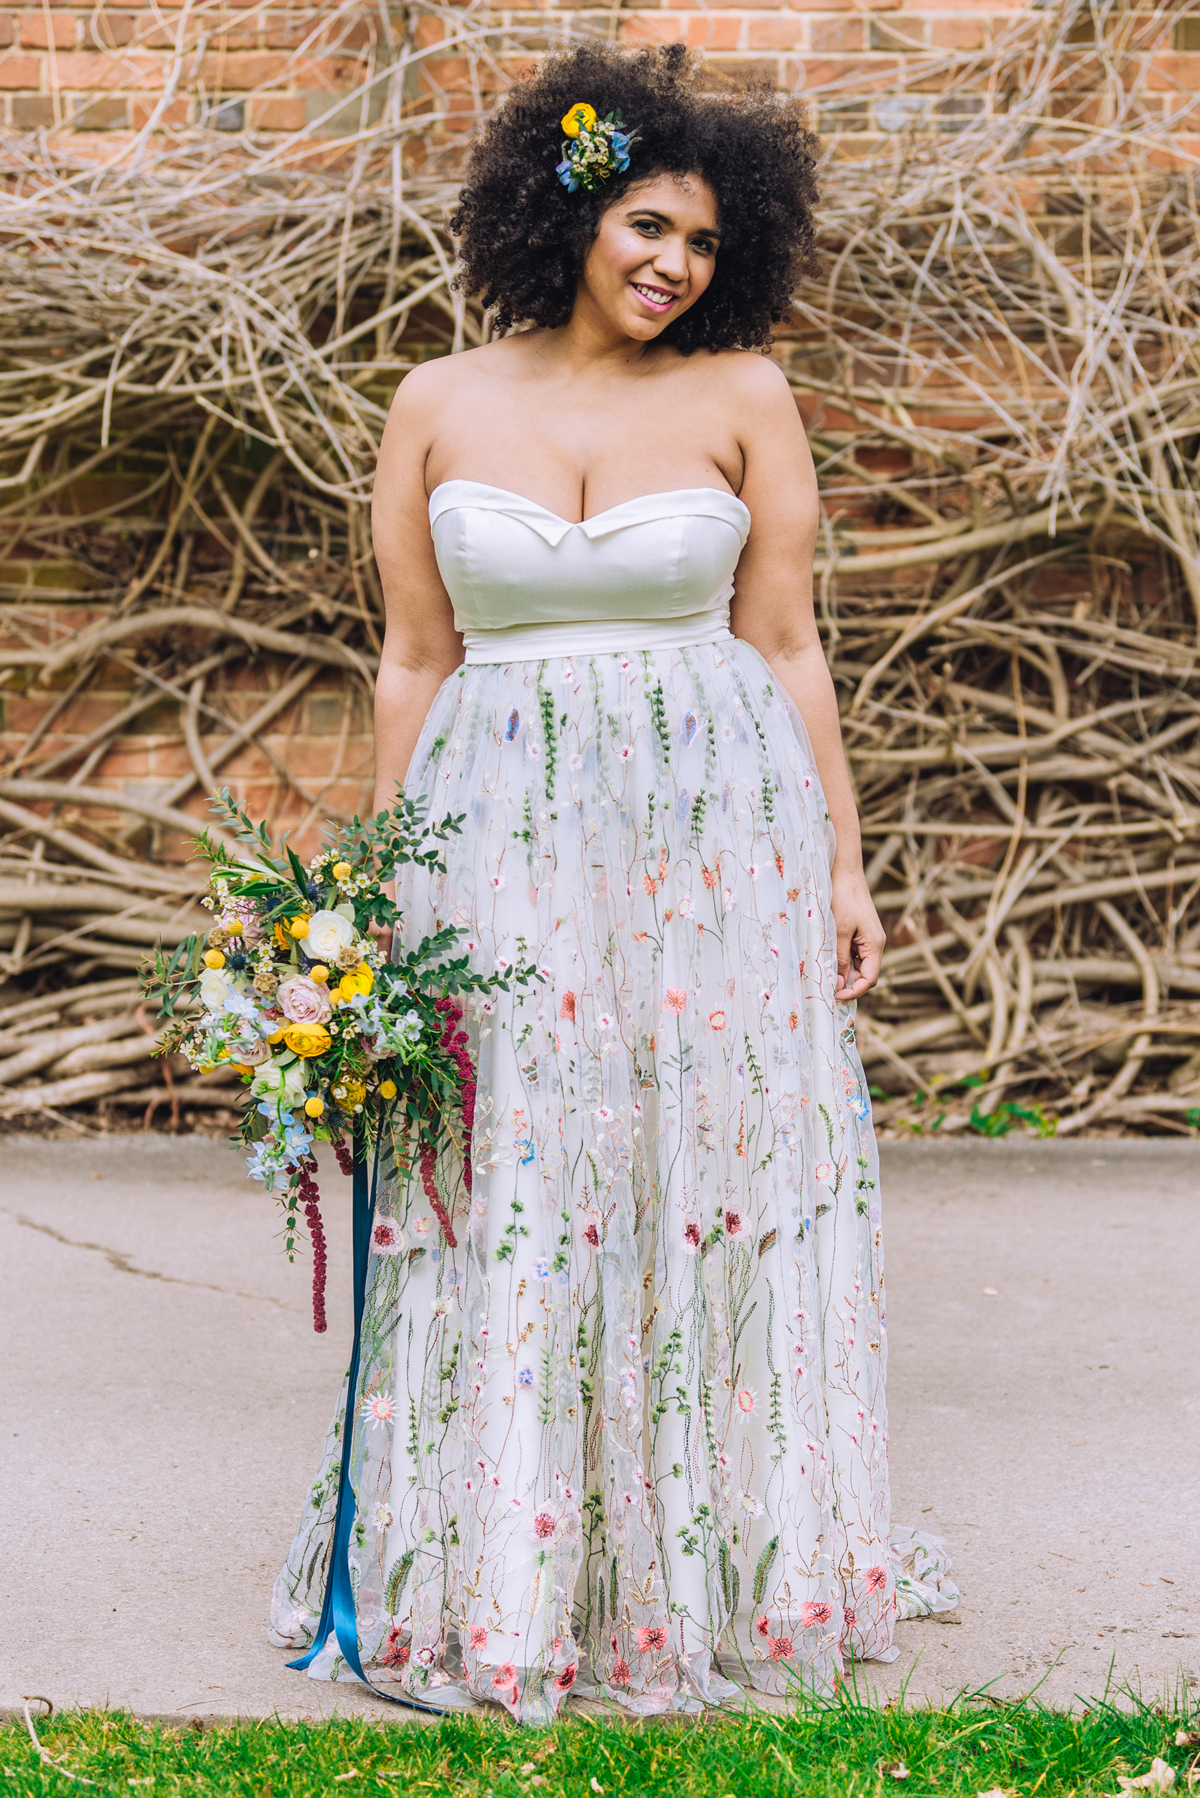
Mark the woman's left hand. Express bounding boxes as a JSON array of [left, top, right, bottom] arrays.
[[831, 868, 886, 1002]]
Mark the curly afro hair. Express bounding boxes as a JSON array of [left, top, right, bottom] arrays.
[[450, 42, 820, 353]]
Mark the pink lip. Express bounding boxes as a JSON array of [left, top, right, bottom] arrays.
[[631, 282, 677, 314]]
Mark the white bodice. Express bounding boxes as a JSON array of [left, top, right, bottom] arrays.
[[429, 480, 751, 662]]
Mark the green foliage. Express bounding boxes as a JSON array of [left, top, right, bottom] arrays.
[[969, 1101, 1058, 1139], [3, 1688, 1197, 1797]]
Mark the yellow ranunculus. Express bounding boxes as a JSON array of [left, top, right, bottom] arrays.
[[267, 1027, 286, 1044], [332, 861, 352, 880], [289, 915, 311, 938], [203, 948, 225, 969], [273, 922, 291, 951], [379, 1079, 397, 1101], [231, 1063, 252, 1076], [304, 1095, 325, 1118], [561, 101, 596, 138], [284, 1020, 332, 1058], [337, 965, 373, 1002], [309, 964, 330, 984]]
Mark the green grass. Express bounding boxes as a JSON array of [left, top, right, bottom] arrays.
[[3, 1686, 1198, 1798]]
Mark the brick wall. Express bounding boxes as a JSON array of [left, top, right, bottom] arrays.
[[3, 0, 1196, 146], [1, 0, 1195, 871]]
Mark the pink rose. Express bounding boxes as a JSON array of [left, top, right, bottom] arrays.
[[231, 1031, 270, 1066], [278, 975, 333, 1025]]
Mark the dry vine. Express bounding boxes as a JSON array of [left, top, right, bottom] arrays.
[[0, 0, 1197, 1137]]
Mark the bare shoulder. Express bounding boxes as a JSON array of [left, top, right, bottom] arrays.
[[690, 348, 796, 412]]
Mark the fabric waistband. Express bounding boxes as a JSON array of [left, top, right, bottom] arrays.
[[461, 609, 732, 664]]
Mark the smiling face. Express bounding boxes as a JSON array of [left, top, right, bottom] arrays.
[[574, 171, 721, 345]]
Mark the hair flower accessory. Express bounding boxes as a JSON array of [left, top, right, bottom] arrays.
[[557, 103, 636, 194]]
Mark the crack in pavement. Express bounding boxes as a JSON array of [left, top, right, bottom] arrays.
[[3, 1209, 283, 1306]]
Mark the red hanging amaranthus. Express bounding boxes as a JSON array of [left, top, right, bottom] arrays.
[[296, 1158, 328, 1334], [416, 997, 478, 1249]]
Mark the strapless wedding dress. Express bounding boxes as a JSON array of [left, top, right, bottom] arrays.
[[269, 483, 956, 1721]]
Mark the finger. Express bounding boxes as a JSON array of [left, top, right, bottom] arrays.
[[836, 920, 854, 992]]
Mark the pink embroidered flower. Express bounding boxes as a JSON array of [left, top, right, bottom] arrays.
[[382, 1628, 409, 1668], [789, 1010, 799, 1030], [560, 990, 576, 1021], [865, 1564, 888, 1594], [815, 1162, 833, 1182], [843, 1609, 857, 1629], [683, 1221, 701, 1253], [531, 1511, 556, 1540], [372, 1219, 404, 1255], [677, 895, 692, 917], [769, 1635, 794, 1662], [663, 988, 687, 1015], [802, 1601, 833, 1627], [493, 1662, 517, 1687], [555, 1663, 577, 1691], [709, 1009, 727, 1030], [636, 1625, 668, 1652], [611, 1658, 631, 1687], [360, 1392, 395, 1426], [584, 1222, 600, 1248], [725, 1210, 743, 1237], [755, 1615, 771, 1638], [277, 974, 333, 1026], [643, 873, 659, 896], [736, 1387, 758, 1414], [468, 1624, 489, 1650]]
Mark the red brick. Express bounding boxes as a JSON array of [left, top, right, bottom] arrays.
[[12, 93, 57, 124], [72, 94, 127, 126], [294, 53, 368, 88], [0, 53, 42, 87], [809, 16, 868, 49], [622, 13, 685, 43], [0, 17, 13, 48], [1144, 51, 1200, 88], [868, 14, 927, 49], [52, 51, 165, 87], [201, 49, 291, 87], [247, 92, 305, 128], [21, 13, 77, 48], [685, 14, 743, 47], [129, 94, 189, 126], [929, 16, 988, 47], [87, 13, 138, 48], [746, 14, 809, 49]]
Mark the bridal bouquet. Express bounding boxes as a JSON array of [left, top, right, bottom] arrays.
[[143, 789, 530, 1329]]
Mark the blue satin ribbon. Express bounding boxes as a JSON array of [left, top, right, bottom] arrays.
[[287, 1130, 447, 1714]]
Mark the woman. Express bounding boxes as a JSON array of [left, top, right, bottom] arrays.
[[270, 41, 956, 1721]]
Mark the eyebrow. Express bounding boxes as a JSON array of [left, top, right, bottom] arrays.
[[625, 207, 722, 237]]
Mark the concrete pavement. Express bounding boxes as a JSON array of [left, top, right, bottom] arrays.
[[1, 1134, 1197, 1723]]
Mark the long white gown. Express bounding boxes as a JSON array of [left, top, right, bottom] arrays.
[[269, 481, 957, 1721]]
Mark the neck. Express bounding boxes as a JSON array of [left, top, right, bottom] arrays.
[[532, 288, 663, 378]]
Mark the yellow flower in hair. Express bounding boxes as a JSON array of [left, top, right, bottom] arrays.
[[561, 102, 597, 138]]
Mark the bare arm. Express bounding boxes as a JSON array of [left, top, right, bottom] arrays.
[[729, 359, 884, 1000], [370, 365, 465, 816]]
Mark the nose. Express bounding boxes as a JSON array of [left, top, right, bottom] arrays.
[[651, 231, 689, 285]]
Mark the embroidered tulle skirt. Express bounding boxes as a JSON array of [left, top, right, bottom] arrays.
[[268, 638, 957, 1721]]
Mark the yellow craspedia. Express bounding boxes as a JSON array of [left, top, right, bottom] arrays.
[[289, 915, 311, 938], [331, 861, 353, 881], [379, 1079, 397, 1101], [284, 1020, 332, 1058], [561, 101, 596, 138], [304, 1095, 325, 1118], [225, 918, 244, 937], [202, 948, 226, 969], [310, 964, 330, 984]]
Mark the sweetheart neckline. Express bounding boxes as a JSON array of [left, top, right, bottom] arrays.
[[428, 478, 750, 529]]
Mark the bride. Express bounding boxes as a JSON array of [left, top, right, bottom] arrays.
[[269, 41, 956, 1720]]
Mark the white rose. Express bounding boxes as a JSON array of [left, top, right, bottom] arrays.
[[305, 909, 356, 960], [199, 967, 233, 1013], [251, 1059, 307, 1109]]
